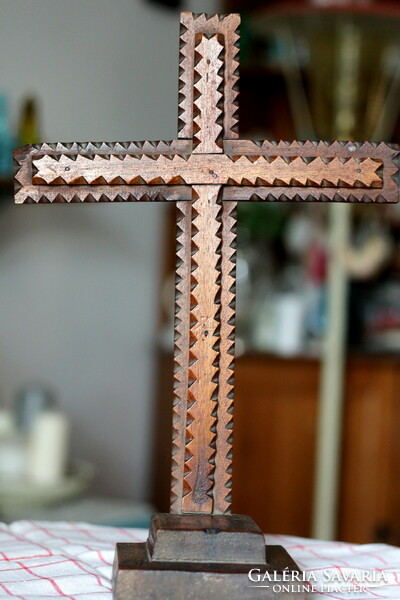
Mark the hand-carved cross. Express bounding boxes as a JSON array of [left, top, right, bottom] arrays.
[[14, 12, 399, 518]]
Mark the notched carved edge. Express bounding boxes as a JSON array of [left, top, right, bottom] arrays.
[[178, 12, 240, 140], [30, 153, 383, 190], [171, 201, 192, 514], [192, 33, 224, 153], [181, 186, 222, 514], [13, 141, 193, 204], [223, 140, 399, 203], [223, 188, 398, 203], [214, 200, 236, 514]]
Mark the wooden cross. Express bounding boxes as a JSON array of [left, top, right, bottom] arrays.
[[14, 11, 399, 597]]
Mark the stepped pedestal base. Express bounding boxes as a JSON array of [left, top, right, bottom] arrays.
[[112, 513, 306, 599]]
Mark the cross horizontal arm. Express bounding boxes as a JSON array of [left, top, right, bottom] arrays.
[[15, 139, 399, 204]]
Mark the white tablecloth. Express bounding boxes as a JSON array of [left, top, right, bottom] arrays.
[[1, 521, 400, 599]]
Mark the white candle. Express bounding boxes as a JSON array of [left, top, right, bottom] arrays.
[[28, 411, 70, 484]]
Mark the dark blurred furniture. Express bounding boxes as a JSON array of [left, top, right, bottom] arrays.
[[150, 0, 400, 545], [152, 352, 400, 545]]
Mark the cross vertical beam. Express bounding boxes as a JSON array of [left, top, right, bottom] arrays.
[[171, 17, 239, 515]]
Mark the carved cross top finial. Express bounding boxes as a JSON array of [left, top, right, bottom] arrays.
[[14, 12, 399, 517]]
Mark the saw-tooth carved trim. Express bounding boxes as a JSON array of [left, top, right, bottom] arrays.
[[14, 184, 191, 204], [13, 142, 193, 204], [213, 200, 236, 514], [222, 186, 398, 204], [32, 153, 383, 189], [222, 15, 240, 139], [178, 15, 193, 139], [192, 33, 224, 153], [224, 139, 400, 159], [391, 150, 400, 188], [170, 201, 192, 514], [222, 140, 399, 203], [28, 139, 192, 156], [178, 12, 240, 141], [181, 185, 222, 513]]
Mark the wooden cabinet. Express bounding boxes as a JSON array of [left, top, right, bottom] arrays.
[[338, 359, 400, 544], [232, 355, 318, 539], [151, 353, 400, 544]]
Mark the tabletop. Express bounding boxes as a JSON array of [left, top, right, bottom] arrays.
[[1, 520, 400, 599]]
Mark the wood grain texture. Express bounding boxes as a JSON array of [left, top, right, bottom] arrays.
[[192, 33, 224, 153], [178, 12, 240, 141], [181, 185, 221, 513], [31, 153, 383, 188], [222, 140, 399, 203], [14, 140, 193, 204], [113, 539, 302, 600]]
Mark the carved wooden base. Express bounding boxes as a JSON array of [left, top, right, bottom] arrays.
[[112, 513, 306, 599]]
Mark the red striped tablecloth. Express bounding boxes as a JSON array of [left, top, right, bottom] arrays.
[[0, 521, 399, 599]]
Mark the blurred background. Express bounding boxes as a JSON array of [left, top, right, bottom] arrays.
[[0, 0, 399, 543]]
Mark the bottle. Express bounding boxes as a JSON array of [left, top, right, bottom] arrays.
[[18, 97, 40, 147], [15, 384, 55, 434], [0, 93, 14, 177]]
